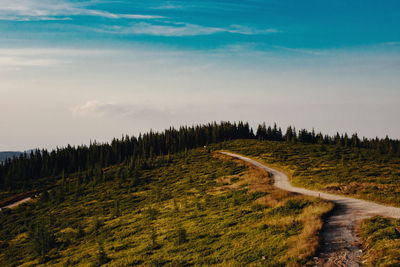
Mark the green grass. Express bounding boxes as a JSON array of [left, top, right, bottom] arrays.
[[222, 139, 400, 206], [359, 216, 400, 266], [0, 147, 332, 266]]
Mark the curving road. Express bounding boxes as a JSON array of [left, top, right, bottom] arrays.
[[220, 151, 400, 267]]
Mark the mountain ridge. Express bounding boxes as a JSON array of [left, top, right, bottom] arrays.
[[0, 151, 23, 162]]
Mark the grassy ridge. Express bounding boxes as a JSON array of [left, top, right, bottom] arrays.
[[0, 147, 332, 266], [223, 139, 400, 206]]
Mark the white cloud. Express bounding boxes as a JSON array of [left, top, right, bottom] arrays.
[[105, 22, 278, 37], [118, 14, 164, 19], [0, 56, 56, 68], [71, 100, 171, 119], [0, 16, 72, 21], [0, 0, 276, 38], [152, 3, 186, 10], [228, 25, 279, 35], [128, 22, 224, 36], [381, 42, 400, 46], [0, 0, 163, 21], [272, 46, 326, 56], [0, 0, 76, 20], [78, 9, 164, 20], [0, 48, 119, 71], [0, 49, 61, 70], [72, 100, 117, 117]]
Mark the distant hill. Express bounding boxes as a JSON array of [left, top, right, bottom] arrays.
[[0, 151, 23, 162]]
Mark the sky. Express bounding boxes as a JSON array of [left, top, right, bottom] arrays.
[[0, 0, 400, 151]]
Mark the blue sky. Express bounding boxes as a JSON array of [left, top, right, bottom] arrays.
[[1, 0, 400, 150], [2, 0, 399, 49]]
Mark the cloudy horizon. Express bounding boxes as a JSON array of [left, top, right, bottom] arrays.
[[1, 0, 399, 151]]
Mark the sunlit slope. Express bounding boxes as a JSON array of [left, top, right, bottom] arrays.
[[224, 139, 400, 206], [0, 147, 332, 266]]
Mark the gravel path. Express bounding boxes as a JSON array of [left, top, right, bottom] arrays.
[[220, 151, 400, 266]]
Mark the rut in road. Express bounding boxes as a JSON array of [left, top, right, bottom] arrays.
[[220, 151, 400, 267]]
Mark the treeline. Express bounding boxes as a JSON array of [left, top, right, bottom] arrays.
[[0, 122, 253, 191], [1, 121, 399, 191], [256, 123, 400, 154]]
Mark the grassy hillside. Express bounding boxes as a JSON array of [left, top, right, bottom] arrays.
[[2, 138, 399, 266], [0, 146, 333, 266], [359, 216, 400, 266], [223, 139, 400, 206]]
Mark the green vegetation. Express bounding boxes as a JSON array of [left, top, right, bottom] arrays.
[[359, 216, 400, 266], [0, 122, 254, 194], [0, 147, 333, 266], [1, 121, 398, 198], [223, 139, 400, 206], [1, 122, 400, 266]]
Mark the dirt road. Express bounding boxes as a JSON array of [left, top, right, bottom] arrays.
[[0, 196, 33, 210], [220, 151, 400, 266]]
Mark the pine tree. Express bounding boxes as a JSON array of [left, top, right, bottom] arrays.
[[76, 224, 85, 239], [56, 187, 65, 203], [285, 126, 293, 143], [114, 199, 120, 218], [150, 226, 158, 248], [40, 190, 49, 203], [29, 221, 56, 260], [95, 241, 110, 265], [176, 226, 187, 245]]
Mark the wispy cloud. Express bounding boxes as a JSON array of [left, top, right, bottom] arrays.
[[72, 100, 126, 118], [272, 46, 326, 56], [0, 16, 72, 22], [0, 56, 56, 68], [104, 22, 278, 37], [71, 100, 171, 119], [0, 0, 163, 21], [126, 22, 224, 36], [0, 49, 59, 70], [120, 14, 163, 19], [0, 0, 276, 40], [0, 0, 72, 21], [78, 9, 164, 20], [381, 42, 400, 46], [0, 48, 118, 71], [152, 3, 187, 10], [228, 25, 279, 35]]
